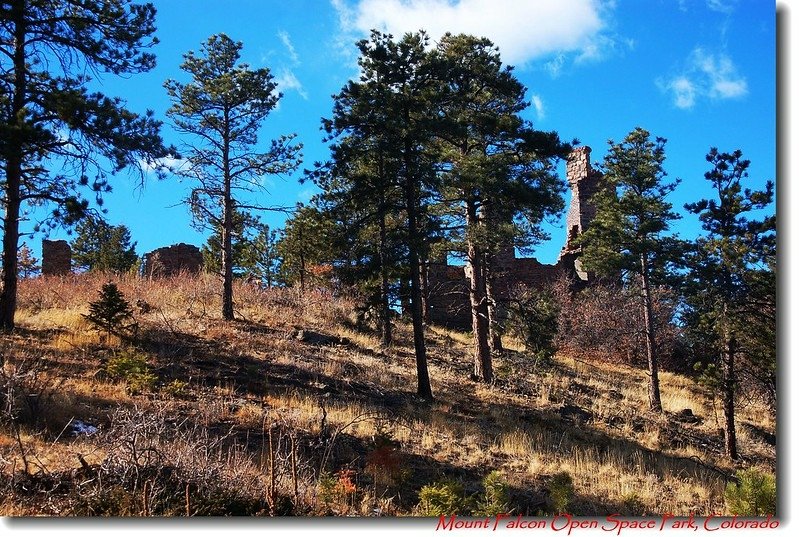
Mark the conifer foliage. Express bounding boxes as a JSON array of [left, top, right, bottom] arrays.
[[165, 34, 301, 320], [0, 0, 172, 329], [683, 148, 775, 460], [578, 127, 681, 412], [84, 282, 137, 337]]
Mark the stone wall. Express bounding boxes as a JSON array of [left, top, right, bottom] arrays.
[[143, 243, 203, 277], [41, 239, 71, 275], [560, 146, 603, 258], [427, 263, 470, 328], [558, 146, 603, 280]]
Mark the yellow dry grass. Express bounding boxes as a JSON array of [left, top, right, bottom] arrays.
[[0, 273, 777, 517]]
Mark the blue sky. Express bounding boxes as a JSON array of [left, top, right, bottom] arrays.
[[23, 0, 776, 265]]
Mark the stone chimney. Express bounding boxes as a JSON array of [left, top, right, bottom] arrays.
[[558, 147, 603, 280], [560, 147, 603, 255], [41, 239, 72, 275]]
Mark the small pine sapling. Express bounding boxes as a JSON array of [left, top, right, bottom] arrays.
[[84, 282, 138, 339]]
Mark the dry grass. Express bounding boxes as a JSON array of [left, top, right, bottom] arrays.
[[0, 273, 777, 516]]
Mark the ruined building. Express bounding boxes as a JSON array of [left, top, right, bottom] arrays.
[[41, 239, 72, 275], [142, 243, 203, 277], [40, 239, 204, 278], [427, 146, 603, 329]]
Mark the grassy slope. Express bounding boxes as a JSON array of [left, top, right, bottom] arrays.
[[0, 273, 776, 516]]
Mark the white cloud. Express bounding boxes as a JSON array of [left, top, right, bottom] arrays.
[[666, 77, 696, 109], [277, 30, 300, 65], [329, 0, 363, 73], [706, 0, 737, 14], [274, 68, 309, 100], [544, 53, 566, 77], [660, 47, 747, 109], [331, 0, 356, 31], [139, 155, 187, 174], [332, 0, 612, 67], [298, 187, 317, 202], [531, 95, 545, 120]]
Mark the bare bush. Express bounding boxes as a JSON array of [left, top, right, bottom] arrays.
[[555, 281, 686, 371]]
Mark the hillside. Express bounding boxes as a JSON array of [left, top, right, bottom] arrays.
[[0, 273, 776, 516]]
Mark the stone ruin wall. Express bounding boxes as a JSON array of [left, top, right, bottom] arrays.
[[426, 146, 601, 329], [560, 146, 603, 258], [427, 264, 470, 327], [142, 243, 203, 277], [38, 239, 203, 278], [41, 239, 72, 275]]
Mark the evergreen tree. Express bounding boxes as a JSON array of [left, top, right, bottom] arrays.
[[245, 222, 281, 287], [84, 281, 136, 337], [17, 242, 39, 278], [201, 208, 259, 275], [71, 215, 138, 272], [683, 148, 775, 460], [202, 209, 282, 286], [431, 33, 570, 382], [275, 203, 337, 290], [578, 127, 681, 412], [322, 31, 437, 398], [320, 65, 407, 346], [165, 34, 301, 320], [0, 0, 171, 329]]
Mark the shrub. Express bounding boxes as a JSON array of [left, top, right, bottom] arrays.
[[724, 469, 776, 516], [317, 469, 358, 513], [365, 430, 404, 489], [505, 285, 559, 363], [417, 479, 471, 516], [106, 349, 157, 394], [162, 379, 189, 398], [555, 282, 685, 371], [474, 471, 511, 516], [549, 472, 574, 513]]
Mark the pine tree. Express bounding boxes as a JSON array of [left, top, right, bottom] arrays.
[[248, 223, 281, 287], [165, 34, 301, 320], [71, 215, 138, 273], [322, 31, 437, 397], [431, 33, 570, 382], [275, 203, 337, 291], [84, 282, 136, 337], [0, 0, 171, 329], [578, 127, 681, 412], [201, 208, 260, 276], [17, 242, 40, 278], [683, 148, 775, 460]]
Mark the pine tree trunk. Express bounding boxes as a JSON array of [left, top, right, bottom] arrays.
[[376, 143, 392, 346], [723, 333, 738, 460], [0, 4, 27, 331], [378, 208, 392, 347], [420, 258, 430, 326], [485, 257, 503, 353], [467, 202, 492, 383], [406, 195, 432, 399], [0, 163, 21, 331], [221, 201, 234, 320], [221, 126, 234, 321], [640, 253, 662, 412], [404, 133, 432, 399]]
